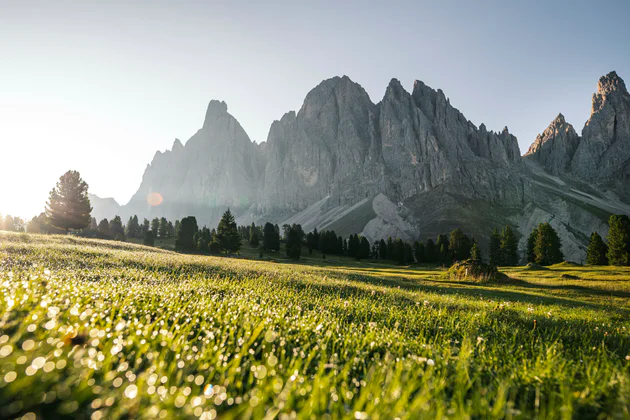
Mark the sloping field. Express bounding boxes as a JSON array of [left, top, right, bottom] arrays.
[[1, 232, 629, 419]]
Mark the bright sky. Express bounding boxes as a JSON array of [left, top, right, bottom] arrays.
[[1, 0, 629, 219]]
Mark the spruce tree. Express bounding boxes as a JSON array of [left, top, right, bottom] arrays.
[[470, 241, 481, 262], [175, 216, 198, 251], [45, 170, 92, 231], [413, 241, 425, 263], [285, 226, 302, 259], [526, 228, 538, 263], [586, 231, 608, 265], [216, 209, 241, 254], [109, 216, 125, 241], [500, 225, 519, 266], [98, 219, 110, 237], [489, 228, 502, 265], [359, 236, 371, 260], [151, 218, 159, 238], [249, 223, 260, 247], [424, 238, 437, 263], [143, 230, 155, 246], [158, 217, 169, 239], [534, 222, 563, 266], [606, 214, 630, 266], [436, 234, 450, 265], [449, 228, 472, 262], [379, 239, 387, 259], [263, 222, 279, 252]]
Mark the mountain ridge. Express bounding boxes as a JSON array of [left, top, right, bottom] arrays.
[[91, 71, 630, 262]]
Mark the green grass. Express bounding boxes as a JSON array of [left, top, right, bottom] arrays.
[[1, 232, 630, 419]]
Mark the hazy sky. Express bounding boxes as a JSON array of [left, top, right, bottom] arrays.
[[1, 0, 629, 218]]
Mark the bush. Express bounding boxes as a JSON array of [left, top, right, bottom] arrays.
[[446, 259, 509, 283]]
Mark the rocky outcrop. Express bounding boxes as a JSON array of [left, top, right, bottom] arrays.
[[524, 113, 580, 175], [90, 71, 630, 262], [571, 71, 630, 183]]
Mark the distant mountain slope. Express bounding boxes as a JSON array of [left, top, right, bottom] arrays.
[[92, 72, 630, 261]]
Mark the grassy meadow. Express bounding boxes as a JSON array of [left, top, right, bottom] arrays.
[[1, 232, 630, 419]]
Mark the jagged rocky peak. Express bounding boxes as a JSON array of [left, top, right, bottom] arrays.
[[525, 113, 579, 175], [571, 71, 630, 182], [172, 138, 184, 152], [203, 100, 229, 128]]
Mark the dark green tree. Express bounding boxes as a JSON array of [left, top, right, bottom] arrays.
[[586, 231, 608, 265], [141, 218, 150, 236], [216, 209, 241, 254], [158, 217, 169, 239], [175, 216, 198, 251], [109, 216, 125, 241], [98, 218, 110, 237], [359, 236, 371, 260], [449, 228, 472, 262], [45, 170, 92, 231], [249, 223, 260, 247], [413, 241, 425, 263], [143, 230, 155, 246], [263, 222, 280, 252], [606, 215, 630, 266], [394, 239, 406, 264], [526, 228, 537, 263], [285, 226, 302, 259], [387, 237, 395, 261], [470, 240, 481, 262], [126, 216, 140, 238], [424, 238, 437, 263], [489, 228, 502, 265], [500, 225, 519, 266], [534, 222, 563, 266], [348, 234, 359, 259], [151, 218, 159, 238], [379, 239, 387, 259], [436, 234, 450, 264]]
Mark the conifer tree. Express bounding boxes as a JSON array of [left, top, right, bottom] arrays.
[[143, 230, 155, 246], [449, 228, 472, 262], [216, 209, 241, 254], [424, 238, 437, 263], [151, 218, 159, 238], [534, 222, 563, 266], [359, 236, 371, 260], [379, 239, 387, 259], [158, 217, 169, 239], [470, 241, 481, 262], [489, 228, 502, 265], [175, 216, 198, 252], [586, 231, 608, 265], [285, 226, 302, 259], [500, 225, 519, 266], [436, 234, 450, 264], [109, 216, 125, 241], [413, 241, 425, 263], [45, 170, 92, 231], [606, 214, 630, 266], [526, 228, 538, 263], [263, 222, 280, 252], [98, 219, 110, 237], [249, 223, 260, 247]]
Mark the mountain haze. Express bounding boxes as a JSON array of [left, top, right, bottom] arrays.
[[91, 72, 630, 261]]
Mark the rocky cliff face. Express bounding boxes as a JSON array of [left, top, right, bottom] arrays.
[[571, 71, 630, 184], [91, 72, 630, 262], [524, 114, 580, 175]]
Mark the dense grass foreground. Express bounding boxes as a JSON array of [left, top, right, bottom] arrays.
[[1, 233, 630, 419]]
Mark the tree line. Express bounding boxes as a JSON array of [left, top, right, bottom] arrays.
[[6, 170, 630, 267]]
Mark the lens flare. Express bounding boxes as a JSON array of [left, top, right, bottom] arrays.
[[147, 192, 163, 207]]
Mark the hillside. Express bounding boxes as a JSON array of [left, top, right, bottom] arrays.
[[1, 232, 629, 418]]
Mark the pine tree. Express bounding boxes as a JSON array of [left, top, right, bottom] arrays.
[[449, 228, 472, 262], [489, 228, 502, 265], [586, 231, 608, 265], [606, 214, 630, 266], [98, 219, 109, 237], [126, 216, 140, 238], [141, 219, 150, 236], [285, 226, 302, 259], [89, 217, 98, 231], [379, 239, 387, 259], [216, 209, 241, 254], [151, 218, 159, 238], [348, 234, 359, 259], [500, 225, 519, 266], [526, 228, 538, 263], [387, 237, 395, 261], [359, 236, 371, 260], [262, 223, 275, 251], [175, 216, 198, 251], [158, 217, 169, 239], [143, 230, 155, 246], [249, 223, 260, 247], [413, 241, 425, 263], [534, 222, 563, 266], [109, 216, 125, 241], [424, 239, 437, 263], [470, 241, 481, 262], [436, 234, 450, 265], [45, 170, 92, 231]]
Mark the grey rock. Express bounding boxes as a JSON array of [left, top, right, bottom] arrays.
[[524, 113, 580, 175]]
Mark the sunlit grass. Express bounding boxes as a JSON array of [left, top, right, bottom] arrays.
[[1, 232, 629, 419]]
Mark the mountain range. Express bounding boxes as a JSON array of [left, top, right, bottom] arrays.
[[90, 71, 630, 262]]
